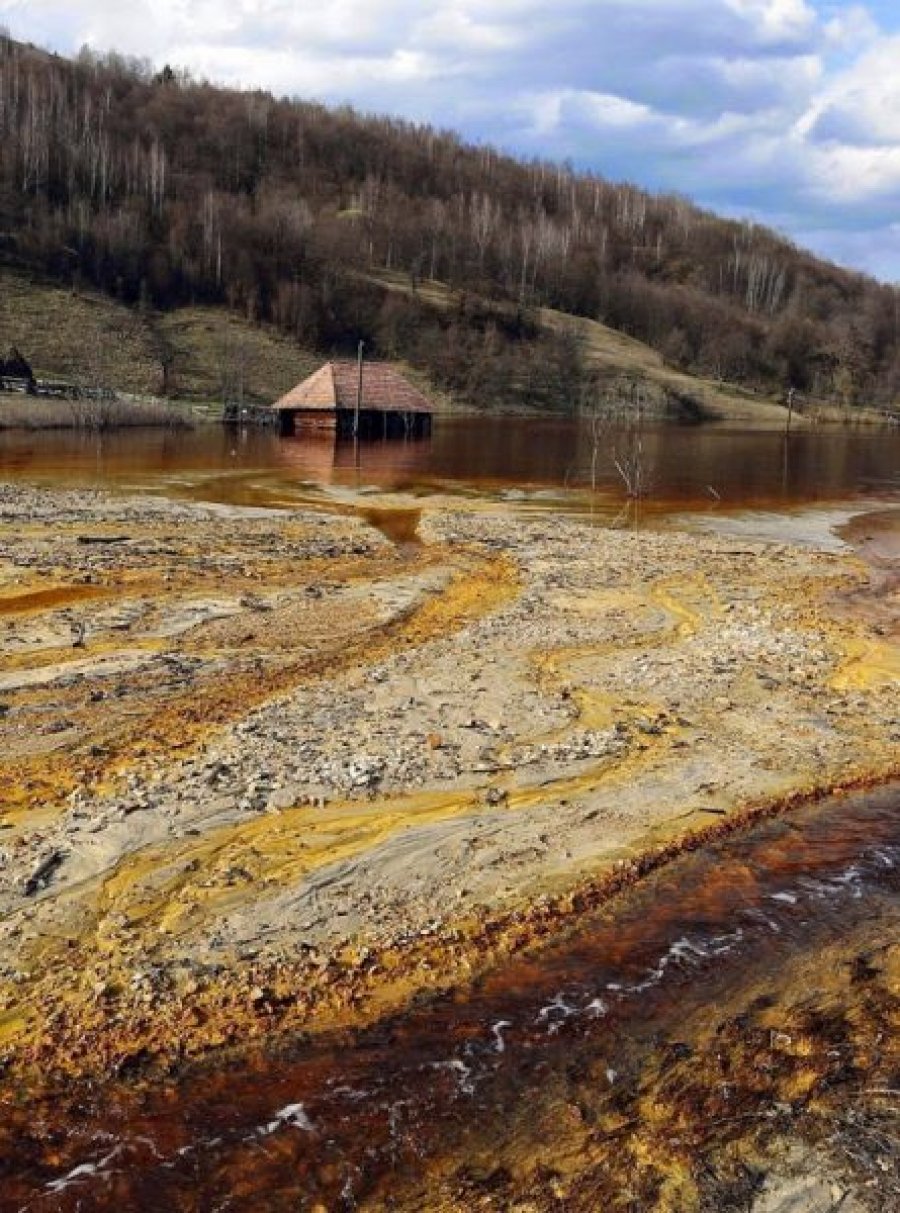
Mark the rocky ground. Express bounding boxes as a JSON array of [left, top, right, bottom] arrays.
[[0, 483, 897, 1091]]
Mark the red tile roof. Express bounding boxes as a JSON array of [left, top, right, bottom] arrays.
[[272, 361, 432, 414]]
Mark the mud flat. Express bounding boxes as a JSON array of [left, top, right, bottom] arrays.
[[0, 482, 897, 1095]]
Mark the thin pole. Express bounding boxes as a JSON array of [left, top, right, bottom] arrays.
[[355, 340, 364, 439]]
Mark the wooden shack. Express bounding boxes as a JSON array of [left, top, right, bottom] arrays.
[[0, 346, 35, 393], [271, 361, 433, 438]]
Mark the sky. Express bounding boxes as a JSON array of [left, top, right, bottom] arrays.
[[3, 1, 900, 281]]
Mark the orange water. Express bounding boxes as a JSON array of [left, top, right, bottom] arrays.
[[3, 784, 897, 1211], [1, 419, 898, 512]]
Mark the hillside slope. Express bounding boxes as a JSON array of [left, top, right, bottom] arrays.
[[367, 271, 799, 423], [0, 34, 897, 417], [0, 267, 316, 409], [0, 264, 858, 424]]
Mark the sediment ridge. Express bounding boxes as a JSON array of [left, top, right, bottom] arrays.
[[0, 482, 897, 1091]]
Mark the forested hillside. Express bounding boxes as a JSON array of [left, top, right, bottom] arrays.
[[1, 34, 898, 413]]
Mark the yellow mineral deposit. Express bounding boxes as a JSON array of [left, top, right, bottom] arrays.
[[0, 482, 897, 1212]]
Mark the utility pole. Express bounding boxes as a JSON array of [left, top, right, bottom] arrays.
[[354, 340, 364, 439]]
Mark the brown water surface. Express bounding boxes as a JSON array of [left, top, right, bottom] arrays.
[[2, 784, 897, 1211], [0, 418, 898, 513]]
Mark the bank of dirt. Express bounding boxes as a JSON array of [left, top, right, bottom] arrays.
[[0, 484, 897, 1093]]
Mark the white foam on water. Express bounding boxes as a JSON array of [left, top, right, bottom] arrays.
[[327, 1083, 372, 1102], [584, 997, 607, 1018], [45, 1146, 124, 1194], [491, 1020, 512, 1053], [765, 846, 896, 919], [430, 1057, 475, 1095], [386, 1098, 415, 1142], [536, 993, 577, 1033], [799, 865, 865, 902], [125, 1135, 165, 1163], [605, 928, 746, 997], [169, 1134, 221, 1165], [746, 907, 782, 932], [708, 929, 745, 953], [257, 1102, 314, 1138]]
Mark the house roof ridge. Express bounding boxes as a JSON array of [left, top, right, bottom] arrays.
[[271, 360, 432, 414]]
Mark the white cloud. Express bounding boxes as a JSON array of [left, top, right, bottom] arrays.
[[412, 6, 526, 53], [799, 34, 900, 146], [823, 3, 879, 51], [572, 92, 655, 131], [804, 142, 900, 204], [725, 0, 817, 45]]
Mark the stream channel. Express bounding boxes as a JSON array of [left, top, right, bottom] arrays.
[[1, 783, 896, 1211]]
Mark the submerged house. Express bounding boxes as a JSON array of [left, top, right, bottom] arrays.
[[271, 361, 433, 438]]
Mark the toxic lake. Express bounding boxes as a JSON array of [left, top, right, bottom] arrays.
[[0, 415, 898, 510], [0, 414, 897, 1213]]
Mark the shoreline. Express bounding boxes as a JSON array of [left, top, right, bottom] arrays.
[[0, 482, 897, 1089], [0, 392, 195, 430], [2, 387, 899, 431]]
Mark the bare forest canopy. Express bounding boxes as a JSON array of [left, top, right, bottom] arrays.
[[1, 35, 899, 414]]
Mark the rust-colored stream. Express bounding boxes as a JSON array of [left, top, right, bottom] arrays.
[[3, 783, 897, 1211], [0, 585, 110, 616]]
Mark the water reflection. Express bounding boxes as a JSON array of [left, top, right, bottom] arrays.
[[276, 431, 434, 485], [0, 417, 897, 508]]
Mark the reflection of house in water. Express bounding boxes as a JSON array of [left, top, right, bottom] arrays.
[[270, 361, 433, 438], [274, 431, 344, 483], [275, 428, 432, 487]]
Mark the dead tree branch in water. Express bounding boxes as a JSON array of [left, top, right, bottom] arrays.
[[581, 376, 653, 498]]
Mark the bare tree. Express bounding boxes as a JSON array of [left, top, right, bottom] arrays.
[[579, 378, 652, 498]]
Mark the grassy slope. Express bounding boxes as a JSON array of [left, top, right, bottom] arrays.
[[537, 306, 792, 423], [155, 310, 319, 409], [0, 268, 315, 411], [0, 269, 161, 393], [367, 270, 806, 424], [0, 265, 866, 423]]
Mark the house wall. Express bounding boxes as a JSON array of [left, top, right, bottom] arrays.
[[335, 409, 432, 439], [279, 409, 338, 436], [280, 408, 432, 439]]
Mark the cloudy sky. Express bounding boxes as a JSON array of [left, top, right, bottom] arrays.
[[3, 1, 900, 280]]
